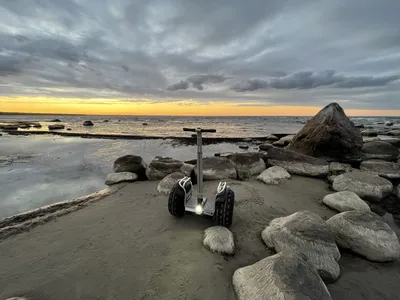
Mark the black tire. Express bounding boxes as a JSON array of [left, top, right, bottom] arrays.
[[214, 188, 235, 228], [168, 183, 185, 217]]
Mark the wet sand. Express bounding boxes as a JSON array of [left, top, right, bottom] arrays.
[[1, 176, 399, 300]]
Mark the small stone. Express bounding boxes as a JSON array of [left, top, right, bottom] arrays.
[[105, 172, 138, 185], [203, 226, 234, 255]]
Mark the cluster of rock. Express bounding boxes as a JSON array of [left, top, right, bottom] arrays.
[[232, 208, 400, 299]]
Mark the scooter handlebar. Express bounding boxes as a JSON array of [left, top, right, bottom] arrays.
[[183, 128, 216, 133]]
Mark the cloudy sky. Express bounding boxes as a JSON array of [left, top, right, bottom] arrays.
[[0, 0, 400, 113]]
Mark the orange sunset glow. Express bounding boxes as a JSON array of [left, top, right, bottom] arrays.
[[2, 96, 400, 116]]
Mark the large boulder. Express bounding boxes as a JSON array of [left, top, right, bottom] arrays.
[[105, 172, 138, 185], [322, 191, 370, 212], [229, 152, 266, 180], [383, 138, 400, 148], [326, 211, 400, 262], [157, 172, 185, 195], [272, 135, 295, 147], [257, 166, 291, 185], [232, 251, 333, 300], [194, 157, 237, 181], [146, 157, 184, 180], [332, 170, 393, 202], [287, 103, 363, 164], [362, 141, 399, 161], [261, 210, 340, 282], [202, 226, 235, 255], [360, 159, 400, 180], [266, 147, 329, 177], [113, 155, 147, 180]]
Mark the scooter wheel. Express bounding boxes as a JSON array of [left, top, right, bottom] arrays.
[[168, 182, 185, 217], [214, 188, 234, 228]]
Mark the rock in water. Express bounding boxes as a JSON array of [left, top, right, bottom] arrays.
[[287, 102, 363, 164], [266, 134, 279, 141], [180, 163, 194, 177], [261, 211, 340, 282], [361, 129, 378, 137], [48, 124, 65, 130], [257, 166, 291, 185], [83, 120, 94, 126], [203, 226, 235, 255], [362, 141, 399, 161], [387, 130, 400, 136], [360, 159, 400, 180], [232, 251, 333, 300], [113, 155, 147, 180], [105, 172, 138, 185], [332, 170, 393, 202], [259, 143, 273, 151], [157, 172, 185, 195], [194, 157, 237, 180], [322, 191, 370, 212], [267, 147, 329, 177], [272, 135, 295, 147], [229, 152, 266, 180], [326, 211, 400, 262], [145, 157, 184, 180]]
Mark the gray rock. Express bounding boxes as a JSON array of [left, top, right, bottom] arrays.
[[83, 120, 94, 126], [48, 124, 65, 130], [180, 163, 194, 177], [105, 172, 138, 185], [361, 129, 378, 137], [272, 135, 295, 147], [266, 134, 279, 141], [382, 138, 400, 148], [157, 172, 185, 195], [267, 147, 329, 177], [327, 175, 337, 184], [238, 145, 249, 150], [332, 170, 393, 202], [229, 152, 266, 180], [322, 191, 370, 212], [261, 210, 340, 282], [232, 251, 333, 300], [362, 141, 399, 161], [195, 157, 237, 180], [363, 136, 381, 143], [329, 162, 352, 175], [387, 130, 400, 136], [113, 155, 147, 180], [257, 166, 291, 185], [259, 143, 273, 151], [146, 157, 184, 180], [385, 121, 394, 126], [287, 103, 363, 164], [360, 159, 400, 180], [326, 211, 400, 262], [203, 226, 234, 255]]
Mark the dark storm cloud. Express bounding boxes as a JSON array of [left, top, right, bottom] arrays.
[[231, 71, 400, 92], [166, 74, 228, 91], [0, 0, 400, 109]]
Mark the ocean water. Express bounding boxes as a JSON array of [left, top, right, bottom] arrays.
[[1, 114, 400, 138]]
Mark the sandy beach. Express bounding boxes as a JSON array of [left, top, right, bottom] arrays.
[[0, 176, 399, 300]]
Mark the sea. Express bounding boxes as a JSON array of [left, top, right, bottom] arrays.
[[1, 114, 399, 220], [1, 114, 399, 137]]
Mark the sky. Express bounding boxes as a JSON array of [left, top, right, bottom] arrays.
[[0, 0, 400, 116]]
